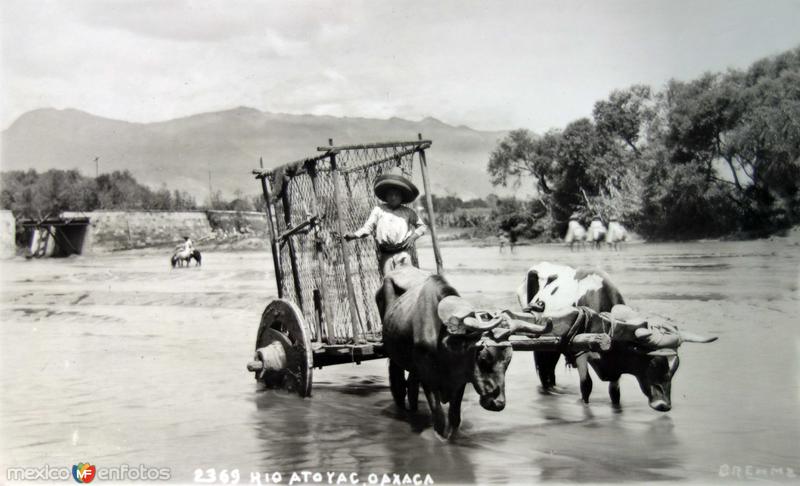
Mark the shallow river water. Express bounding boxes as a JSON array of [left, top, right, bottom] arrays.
[[1, 240, 798, 484]]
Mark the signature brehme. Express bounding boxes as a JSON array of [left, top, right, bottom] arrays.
[[718, 464, 796, 480]]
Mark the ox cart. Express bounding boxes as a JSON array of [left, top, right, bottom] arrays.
[[246, 137, 444, 396], [245, 136, 610, 397]]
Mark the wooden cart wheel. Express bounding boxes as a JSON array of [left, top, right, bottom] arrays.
[[250, 299, 313, 397]]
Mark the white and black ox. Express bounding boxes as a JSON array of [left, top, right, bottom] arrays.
[[378, 266, 551, 439], [517, 262, 717, 412]]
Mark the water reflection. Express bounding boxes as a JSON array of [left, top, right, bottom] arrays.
[[251, 378, 479, 484], [533, 402, 684, 482], [249, 358, 687, 484]]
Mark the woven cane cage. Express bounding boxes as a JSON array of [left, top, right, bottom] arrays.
[[255, 139, 440, 345]]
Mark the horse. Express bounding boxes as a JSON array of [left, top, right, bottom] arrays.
[[171, 249, 202, 268], [587, 219, 607, 250], [605, 220, 628, 251], [564, 220, 587, 252]]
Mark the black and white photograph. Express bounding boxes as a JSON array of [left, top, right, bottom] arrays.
[[1, 1, 799, 484]]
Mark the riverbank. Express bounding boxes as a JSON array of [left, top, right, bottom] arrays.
[[10, 221, 799, 257]]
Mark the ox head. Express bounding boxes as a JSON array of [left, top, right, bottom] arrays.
[[438, 296, 551, 411], [607, 305, 718, 412]]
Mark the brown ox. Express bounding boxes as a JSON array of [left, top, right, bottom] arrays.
[[378, 266, 549, 438]]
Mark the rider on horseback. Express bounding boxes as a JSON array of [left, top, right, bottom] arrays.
[[171, 235, 202, 268], [175, 236, 194, 259]]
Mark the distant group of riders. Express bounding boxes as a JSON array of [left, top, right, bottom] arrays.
[[564, 213, 627, 251], [494, 213, 628, 253]]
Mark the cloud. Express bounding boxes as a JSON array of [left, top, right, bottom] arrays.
[[3, 0, 800, 130], [68, 0, 353, 45], [74, 0, 256, 42]]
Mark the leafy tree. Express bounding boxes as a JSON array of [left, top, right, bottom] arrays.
[[639, 157, 740, 239], [251, 194, 267, 213], [593, 84, 656, 156], [173, 190, 198, 210], [227, 197, 254, 212], [658, 48, 800, 234], [1, 169, 204, 217], [488, 46, 800, 239], [487, 129, 560, 194], [96, 170, 152, 209]]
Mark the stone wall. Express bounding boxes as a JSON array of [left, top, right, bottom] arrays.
[[62, 211, 213, 252], [58, 210, 268, 252], [0, 210, 15, 258], [205, 210, 267, 236]]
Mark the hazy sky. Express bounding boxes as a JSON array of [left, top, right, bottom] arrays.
[[2, 0, 799, 131]]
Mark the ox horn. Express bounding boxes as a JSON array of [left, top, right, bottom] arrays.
[[463, 315, 504, 331], [635, 326, 718, 349], [523, 301, 545, 313], [503, 310, 552, 335], [634, 327, 681, 349], [490, 310, 552, 340], [438, 296, 504, 335], [677, 331, 718, 343]]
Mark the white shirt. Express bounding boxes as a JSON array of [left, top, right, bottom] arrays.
[[567, 220, 586, 238], [353, 204, 427, 250], [589, 220, 607, 236], [606, 221, 627, 241]]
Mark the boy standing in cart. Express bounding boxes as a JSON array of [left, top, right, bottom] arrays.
[[344, 168, 427, 276]]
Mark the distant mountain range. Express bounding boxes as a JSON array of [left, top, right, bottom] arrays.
[[1, 107, 513, 200]]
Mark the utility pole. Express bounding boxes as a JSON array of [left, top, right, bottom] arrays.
[[208, 170, 213, 207], [94, 156, 99, 178]]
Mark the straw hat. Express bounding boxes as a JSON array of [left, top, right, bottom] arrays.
[[374, 168, 419, 204]]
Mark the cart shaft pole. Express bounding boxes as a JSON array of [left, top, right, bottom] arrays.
[[329, 143, 365, 344], [259, 162, 284, 299], [417, 133, 444, 274]]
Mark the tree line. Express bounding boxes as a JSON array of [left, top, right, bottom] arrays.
[[488, 46, 800, 239], [420, 194, 544, 237], [0, 169, 266, 219]]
